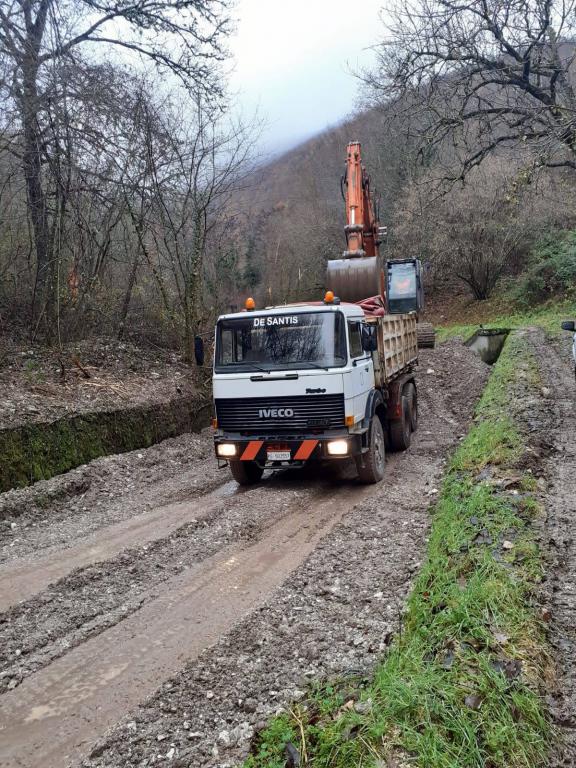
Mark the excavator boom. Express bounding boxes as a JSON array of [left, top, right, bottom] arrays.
[[326, 142, 383, 302], [342, 141, 379, 259]]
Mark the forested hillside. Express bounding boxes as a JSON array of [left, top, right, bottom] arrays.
[[1, 0, 576, 356]]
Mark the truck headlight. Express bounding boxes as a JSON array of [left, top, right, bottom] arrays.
[[327, 440, 348, 456], [217, 443, 237, 458]]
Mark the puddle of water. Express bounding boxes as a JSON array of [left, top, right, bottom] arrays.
[[465, 328, 510, 365]]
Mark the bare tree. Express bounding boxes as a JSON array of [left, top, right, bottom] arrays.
[[391, 157, 576, 299], [366, 0, 576, 177], [119, 97, 255, 361], [0, 0, 230, 335]]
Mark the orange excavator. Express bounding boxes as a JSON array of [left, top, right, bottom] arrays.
[[326, 141, 435, 348]]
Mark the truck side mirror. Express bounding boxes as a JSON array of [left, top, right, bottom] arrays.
[[561, 320, 576, 332], [194, 335, 205, 366], [361, 325, 377, 352]]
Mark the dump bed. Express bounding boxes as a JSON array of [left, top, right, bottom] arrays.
[[368, 313, 418, 386]]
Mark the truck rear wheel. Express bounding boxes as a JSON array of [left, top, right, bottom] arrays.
[[357, 416, 386, 484], [406, 383, 418, 432], [229, 460, 263, 486], [389, 395, 412, 451]]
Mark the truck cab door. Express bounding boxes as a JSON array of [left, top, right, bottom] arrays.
[[346, 319, 375, 424]]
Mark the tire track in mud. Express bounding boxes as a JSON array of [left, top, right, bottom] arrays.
[[0, 485, 378, 768], [0, 473, 344, 693], [0, 433, 223, 565], [0, 483, 239, 611]]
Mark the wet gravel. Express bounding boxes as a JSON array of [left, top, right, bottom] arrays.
[[0, 481, 330, 693], [528, 329, 576, 767], [0, 431, 222, 562]]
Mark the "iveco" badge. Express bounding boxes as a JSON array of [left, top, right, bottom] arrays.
[[258, 408, 294, 418]]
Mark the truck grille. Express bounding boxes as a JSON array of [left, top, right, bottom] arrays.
[[215, 394, 345, 433]]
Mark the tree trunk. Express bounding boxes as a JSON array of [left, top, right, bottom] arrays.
[[20, 52, 53, 337], [183, 209, 205, 363], [117, 248, 140, 340]]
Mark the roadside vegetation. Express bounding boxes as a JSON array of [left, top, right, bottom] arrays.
[[436, 299, 576, 343], [434, 228, 576, 342], [245, 333, 552, 768]]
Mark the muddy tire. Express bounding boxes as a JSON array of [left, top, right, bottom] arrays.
[[356, 416, 386, 484], [229, 460, 263, 486], [389, 396, 412, 451], [406, 383, 418, 432]]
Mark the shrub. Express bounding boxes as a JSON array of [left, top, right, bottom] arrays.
[[514, 230, 576, 306]]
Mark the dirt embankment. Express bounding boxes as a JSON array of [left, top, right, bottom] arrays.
[[0, 337, 208, 493], [0, 337, 198, 430], [0, 340, 490, 768]]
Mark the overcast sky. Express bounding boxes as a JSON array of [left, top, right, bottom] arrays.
[[228, 0, 384, 157]]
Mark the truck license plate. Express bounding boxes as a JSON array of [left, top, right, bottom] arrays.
[[267, 451, 291, 461]]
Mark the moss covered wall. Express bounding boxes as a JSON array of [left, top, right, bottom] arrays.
[[0, 397, 209, 493]]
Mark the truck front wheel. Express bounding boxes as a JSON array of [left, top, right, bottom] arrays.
[[356, 416, 386, 484], [229, 460, 264, 486]]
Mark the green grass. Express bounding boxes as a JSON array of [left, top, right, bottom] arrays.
[[244, 334, 552, 768], [436, 299, 576, 343]]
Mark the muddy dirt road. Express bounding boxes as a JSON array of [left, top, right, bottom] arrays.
[[0, 341, 489, 768], [533, 330, 576, 767]]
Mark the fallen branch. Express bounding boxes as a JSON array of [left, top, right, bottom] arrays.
[[71, 355, 91, 379]]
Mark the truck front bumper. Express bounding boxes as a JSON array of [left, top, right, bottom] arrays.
[[214, 433, 363, 466]]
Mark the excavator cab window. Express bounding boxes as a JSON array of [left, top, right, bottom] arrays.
[[387, 261, 419, 314]]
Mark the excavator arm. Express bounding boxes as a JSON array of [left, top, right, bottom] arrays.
[[342, 141, 380, 259], [326, 141, 436, 347]]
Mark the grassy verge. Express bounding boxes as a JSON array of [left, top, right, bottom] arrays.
[[436, 299, 576, 343], [245, 334, 552, 768]]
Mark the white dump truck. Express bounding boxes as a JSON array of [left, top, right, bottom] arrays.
[[212, 294, 418, 485], [212, 141, 421, 485]]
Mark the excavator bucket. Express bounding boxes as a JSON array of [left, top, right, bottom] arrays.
[[326, 257, 382, 303]]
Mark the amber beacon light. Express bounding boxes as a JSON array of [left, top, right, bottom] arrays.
[[245, 297, 256, 311]]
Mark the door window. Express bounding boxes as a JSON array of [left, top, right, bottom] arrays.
[[348, 320, 364, 359]]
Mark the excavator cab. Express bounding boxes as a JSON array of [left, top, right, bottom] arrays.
[[386, 259, 425, 315], [386, 259, 435, 348]]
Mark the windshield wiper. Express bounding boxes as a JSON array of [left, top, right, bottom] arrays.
[[240, 362, 271, 374], [298, 361, 330, 371]]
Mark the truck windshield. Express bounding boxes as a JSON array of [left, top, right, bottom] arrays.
[[215, 311, 347, 372]]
